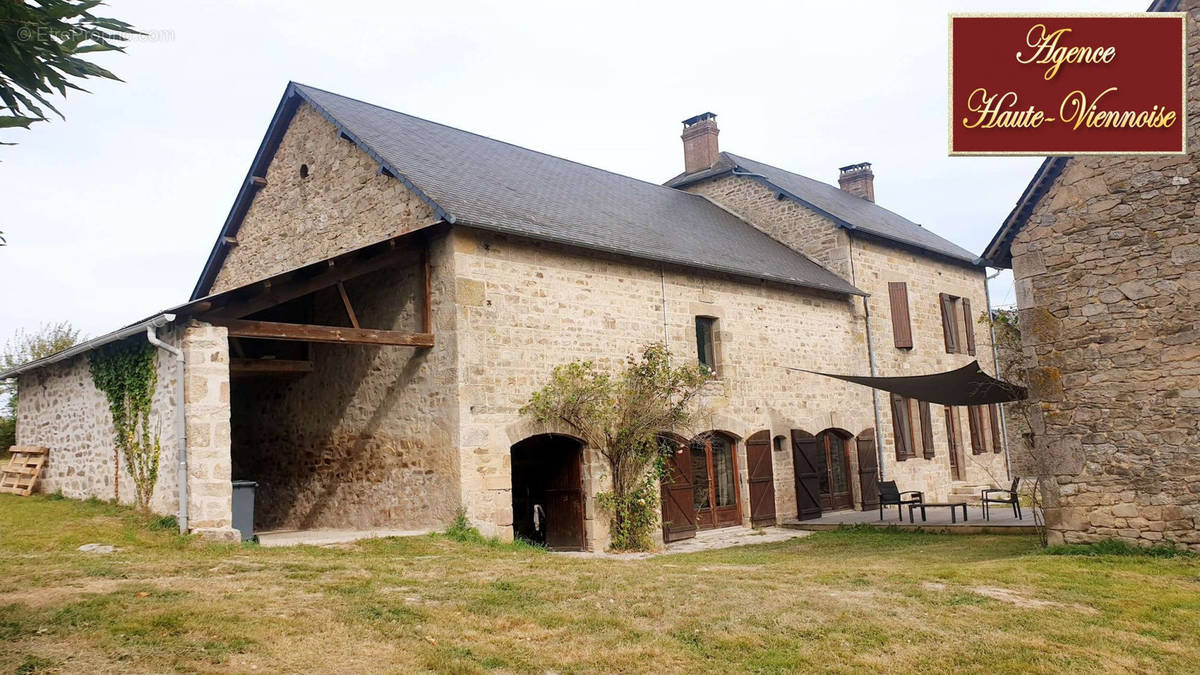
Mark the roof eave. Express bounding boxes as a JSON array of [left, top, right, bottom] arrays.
[[982, 157, 1069, 269], [0, 314, 176, 380], [453, 220, 867, 298]]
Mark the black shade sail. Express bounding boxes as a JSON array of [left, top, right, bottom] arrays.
[[792, 360, 1027, 406]]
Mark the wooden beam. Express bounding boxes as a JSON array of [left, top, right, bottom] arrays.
[[214, 319, 434, 347], [230, 358, 313, 376], [208, 246, 412, 320], [336, 281, 360, 329]]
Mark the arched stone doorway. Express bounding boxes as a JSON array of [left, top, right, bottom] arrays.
[[510, 434, 585, 551]]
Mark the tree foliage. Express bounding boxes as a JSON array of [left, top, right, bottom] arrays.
[[0, 321, 82, 449], [522, 344, 710, 551], [987, 308, 1051, 546], [0, 0, 139, 138], [89, 339, 160, 510]]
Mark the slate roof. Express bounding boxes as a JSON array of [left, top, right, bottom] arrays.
[[192, 83, 863, 298], [666, 152, 983, 266]]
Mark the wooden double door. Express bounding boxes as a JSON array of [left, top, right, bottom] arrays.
[[794, 428, 876, 519], [661, 432, 775, 543]]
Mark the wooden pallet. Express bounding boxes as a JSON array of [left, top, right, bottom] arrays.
[[0, 446, 48, 496]]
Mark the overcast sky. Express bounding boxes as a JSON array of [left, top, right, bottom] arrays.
[[0, 0, 1142, 344]]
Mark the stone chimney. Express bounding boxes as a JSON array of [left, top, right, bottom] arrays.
[[838, 162, 875, 202], [681, 112, 719, 174]]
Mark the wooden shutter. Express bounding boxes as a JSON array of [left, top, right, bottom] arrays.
[[963, 297, 976, 355], [746, 431, 776, 527], [967, 405, 985, 454], [939, 293, 958, 353], [919, 400, 935, 459], [660, 439, 697, 542], [888, 282, 913, 349], [855, 429, 880, 511], [989, 404, 1003, 454], [889, 393, 913, 460], [791, 430, 822, 520]]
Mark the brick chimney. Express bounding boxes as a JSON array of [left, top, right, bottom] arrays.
[[681, 112, 719, 174], [838, 162, 875, 202]]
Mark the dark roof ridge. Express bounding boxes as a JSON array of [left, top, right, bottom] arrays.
[[291, 82, 698, 198]]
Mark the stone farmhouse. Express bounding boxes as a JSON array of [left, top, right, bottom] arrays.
[[5, 83, 1007, 549], [983, 0, 1198, 551]]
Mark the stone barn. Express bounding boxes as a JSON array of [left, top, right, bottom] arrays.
[[982, 0, 1198, 551], [5, 82, 1006, 549]]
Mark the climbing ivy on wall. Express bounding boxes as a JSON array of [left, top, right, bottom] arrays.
[[89, 340, 161, 511]]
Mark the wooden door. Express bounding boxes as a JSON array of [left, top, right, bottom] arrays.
[[791, 430, 822, 521], [856, 429, 880, 511], [945, 406, 963, 481], [660, 439, 697, 543], [693, 435, 741, 529], [543, 445, 585, 551], [819, 430, 854, 511], [746, 431, 776, 527]]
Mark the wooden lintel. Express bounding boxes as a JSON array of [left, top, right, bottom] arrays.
[[214, 319, 434, 348], [230, 358, 313, 376], [336, 281, 360, 329]]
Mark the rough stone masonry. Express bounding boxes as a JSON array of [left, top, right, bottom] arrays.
[[1006, 2, 1200, 551]]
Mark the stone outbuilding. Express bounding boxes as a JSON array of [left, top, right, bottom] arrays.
[[983, 0, 1198, 551], [5, 82, 1007, 549]]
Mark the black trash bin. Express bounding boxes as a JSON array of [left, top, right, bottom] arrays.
[[231, 480, 257, 542]]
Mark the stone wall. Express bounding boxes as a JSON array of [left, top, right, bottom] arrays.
[[683, 173, 1006, 501], [849, 236, 1007, 498], [1007, 3, 1200, 550], [208, 103, 440, 294], [15, 329, 182, 514], [182, 322, 237, 540], [451, 228, 879, 548], [228, 240, 461, 531], [686, 177, 853, 279]]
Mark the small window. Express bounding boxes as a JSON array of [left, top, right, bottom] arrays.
[[300, 163, 310, 179], [773, 435, 786, 453], [695, 317, 717, 373]]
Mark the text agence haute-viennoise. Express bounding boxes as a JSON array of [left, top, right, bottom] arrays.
[[962, 24, 1178, 131]]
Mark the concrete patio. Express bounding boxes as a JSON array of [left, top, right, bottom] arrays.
[[783, 505, 1039, 535]]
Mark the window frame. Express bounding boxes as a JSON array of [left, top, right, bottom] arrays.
[[695, 316, 717, 374]]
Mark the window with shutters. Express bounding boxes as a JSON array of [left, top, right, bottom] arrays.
[[967, 405, 987, 454], [890, 393, 916, 460], [938, 293, 977, 355], [918, 400, 935, 459], [695, 317, 717, 374], [888, 282, 913, 349]]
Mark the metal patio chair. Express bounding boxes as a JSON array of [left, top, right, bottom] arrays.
[[878, 481, 923, 521], [982, 477, 1023, 521]]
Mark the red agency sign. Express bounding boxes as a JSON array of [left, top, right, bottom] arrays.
[[949, 15, 1187, 155]]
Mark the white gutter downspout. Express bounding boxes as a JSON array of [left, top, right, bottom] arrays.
[[146, 317, 187, 534], [984, 270, 1013, 480]]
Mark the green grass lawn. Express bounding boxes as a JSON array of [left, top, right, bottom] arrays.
[[0, 495, 1197, 673]]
